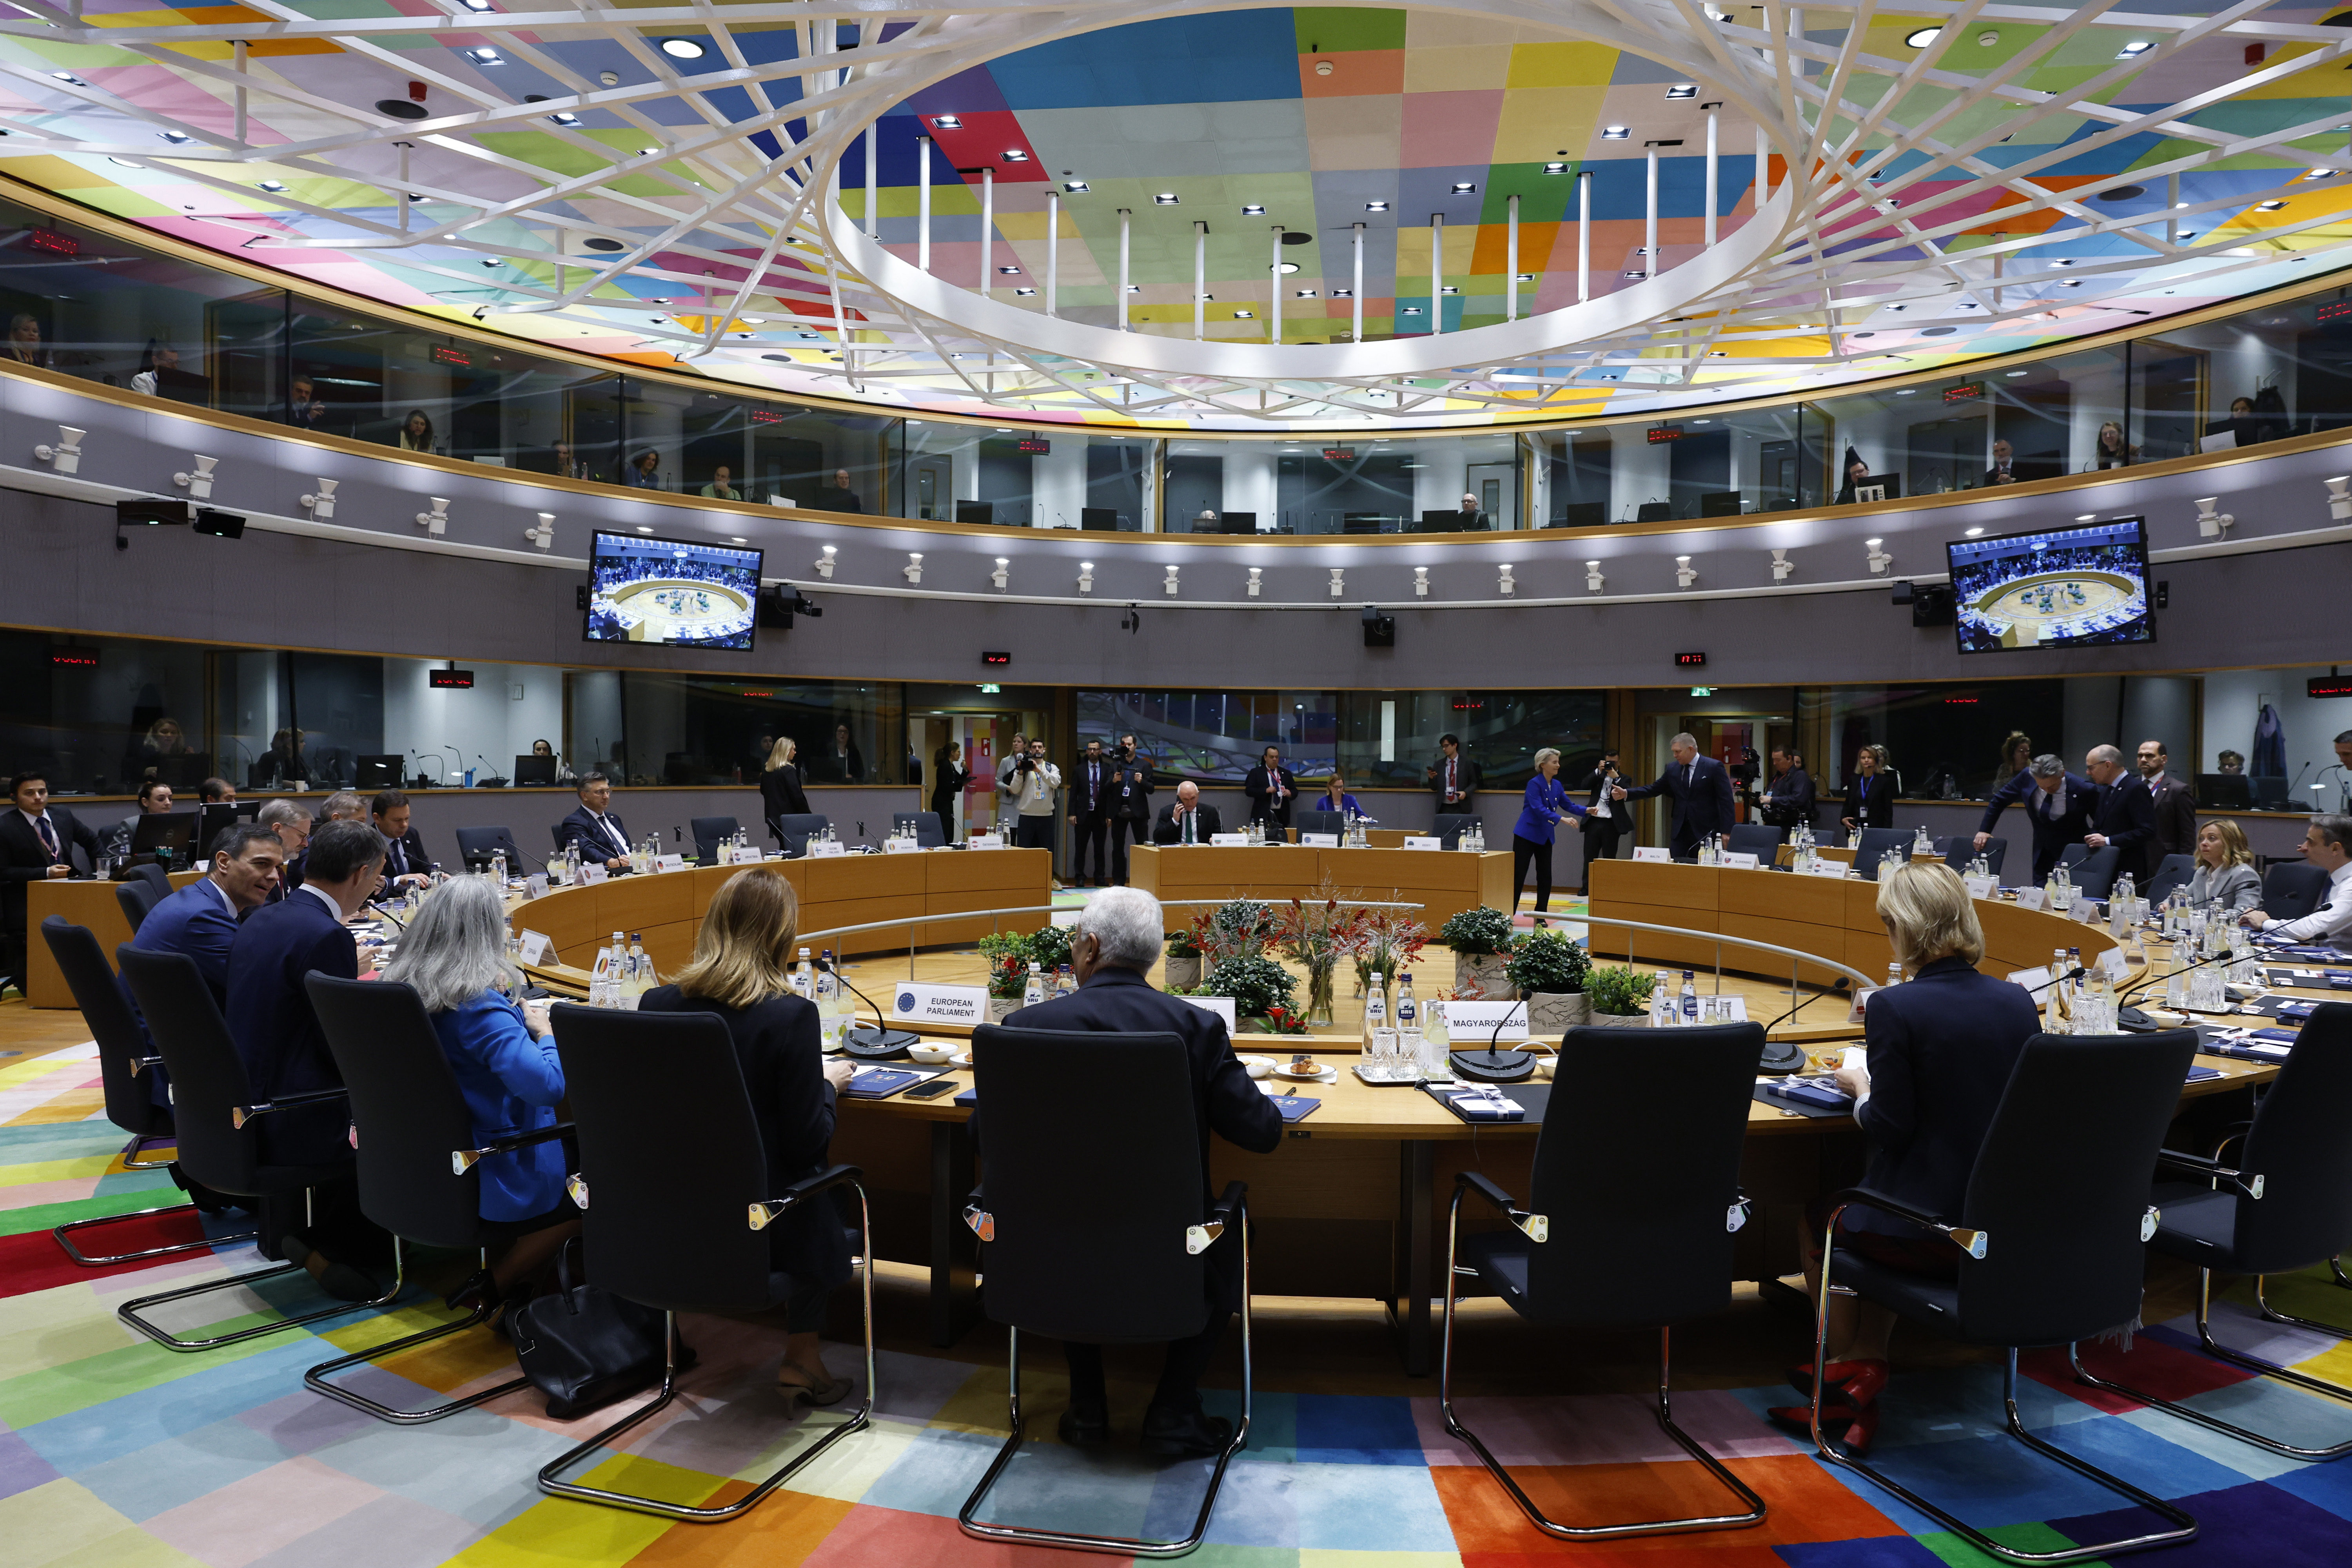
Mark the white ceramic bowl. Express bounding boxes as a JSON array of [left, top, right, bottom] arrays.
[[907, 1042, 956, 1065], [1238, 1054, 1276, 1080]]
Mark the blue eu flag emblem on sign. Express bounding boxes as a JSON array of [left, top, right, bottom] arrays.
[[897, 991, 917, 1013]]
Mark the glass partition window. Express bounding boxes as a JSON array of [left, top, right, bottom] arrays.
[[1813, 681, 2068, 800], [891, 423, 1155, 530], [1163, 434, 1521, 534], [1810, 345, 2129, 501], [1536, 408, 1822, 524]]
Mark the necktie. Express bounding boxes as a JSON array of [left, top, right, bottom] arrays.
[[34, 815, 59, 860], [388, 837, 406, 875], [1447, 759, 1456, 795], [1185, 812, 1194, 844]]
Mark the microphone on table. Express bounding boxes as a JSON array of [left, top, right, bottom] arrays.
[[819, 955, 922, 1059], [1451, 1002, 1538, 1083]]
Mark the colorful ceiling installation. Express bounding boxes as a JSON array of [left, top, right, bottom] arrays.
[[0, 3, 2347, 429]]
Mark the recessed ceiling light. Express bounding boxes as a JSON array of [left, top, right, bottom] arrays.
[[931, 115, 961, 130], [1601, 126, 1630, 140], [1241, 203, 1265, 215], [998, 265, 1021, 274], [465, 47, 501, 64], [2005, 370, 2028, 377], [1002, 150, 1028, 162], [482, 257, 504, 267], [1275, 261, 1299, 274], [1439, 285, 1458, 294], [1153, 192, 1178, 205], [1543, 162, 1568, 174], [2312, 169, 2341, 179], [1665, 84, 1697, 100], [1233, 309, 1254, 318], [1365, 200, 1388, 212], [1515, 272, 1534, 282], [1896, 388, 1916, 396], [659, 38, 705, 58], [2074, 514, 2095, 523], [730, 536, 747, 544], [549, 111, 580, 127], [159, 131, 191, 144], [1014, 287, 1036, 296], [1905, 26, 1941, 47], [51, 71, 85, 85], [1451, 181, 1477, 194], [1296, 289, 1318, 298], [1400, 306, 1422, 315], [2118, 40, 2152, 56], [2058, 279, 2082, 287], [1125, 284, 1141, 292], [1965, 526, 1984, 537], [107, 156, 139, 167], [2177, 230, 2196, 240], [2257, 200, 2287, 211], [1063, 180, 1088, 193], [459, 0, 494, 9], [1623, 269, 1646, 279], [1332, 288, 1354, 298]]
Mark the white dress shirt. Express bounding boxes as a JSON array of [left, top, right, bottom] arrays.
[[2267, 861, 2352, 945]]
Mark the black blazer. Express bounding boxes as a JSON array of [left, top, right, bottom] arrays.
[[376, 825, 431, 880], [1243, 765, 1298, 828], [928, 763, 967, 820], [1067, 757, 1116, 817], [637, 985, 849, 1291], [2147, 773, 2197, 866], [1763, 766, 1817, 828], [991, 965, 1281, 1309], [1151, 802, 1222, 844], [2089, 773, 2160, 880], [1624, 756, 1737, 843], [1841, 771, 1894, 829], [1976, 769, 2095, 882], [1430, 754, 1483, 812], [822, 746, 864, 784], [760, 765, 810, 822], [221, 889, 358, 1166], [1853, 958, 2040, 1234], [0, 807, 101, 934], [1107, 759, 1154, 822], [558, 805, 631, 863]]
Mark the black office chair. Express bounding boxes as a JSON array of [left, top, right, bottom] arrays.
[[1295, 808, 1345, 838], [40, 917, 254, 1266], [2071, 1003, 2352, 1459], [2261, 862, 2330, 922], [889, 812, 944, 848], [2069, 845, 2123, 900], [770, 813, 829, 857], [1935, 835, 2011, 880], [116, 876, 163, 933], [1806, 1030, 2202, 1565], [1851, 828, 1911, 880], [2057, 842, 2091, 873], [453, 826, 526, 874], [112, 946, 399, 1352], [959, 1025, 1251, 1556], [690, 815, 742, 862], [302, 974, 570, 1423], [537, 1005, 874, 1520], [2143, 853, 2196, 906], [1444, 1024, 1768, 1540], [549, 823, 570, 855], [1724, 824, 1786, 860], [1433, 812, 1476, 849]]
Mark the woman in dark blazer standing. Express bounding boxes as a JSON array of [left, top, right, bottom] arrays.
[[638, 868, 855, 1403], [1767, 861, 2041, 1454], [1840, 744, 1896, 834], [759, 736, 810, 828], [929, 740, 968, 838]]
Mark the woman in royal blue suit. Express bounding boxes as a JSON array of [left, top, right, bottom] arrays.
[[1510, 748, 1587, 913], [1766, 860, 2041, 1455], [1308, 772, 1365, 822], [381, 875, 579, 1321]]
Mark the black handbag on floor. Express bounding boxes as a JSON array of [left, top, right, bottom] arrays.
[[508, 1237, 695, 1418]]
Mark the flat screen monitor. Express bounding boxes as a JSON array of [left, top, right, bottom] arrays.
[[1342, 513, 1385, 534], [1552, 501, 1605, 528], [1862, 473, 1901, 499], [1219, 512, 1257, 534], [1635, 501, 1673, 523], [585, 531, 764, 652], [1947, 515, 2152, 655], [1699, 490, 1742, 517], [357, 754, 404, 790], [2197, 773, 2253, 810], [198, 802, 239, 858], [512, 754, 558, 786], [955, 500, 996, 526], [129, 809, 197, 862], [2251, 775, 2293, 811], [1080, 507, 1120, 531], [1421, 509, 1475, 530]]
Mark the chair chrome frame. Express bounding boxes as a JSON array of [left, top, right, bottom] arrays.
[[54, 1126, 262, 1267], [535, 1172, 877, 1521], [2067, 1149, 2352, 1461], [1809, 1195, 2198, 1564], [119, 1218, 407, 1353], [1439, 1175, 1767, 1540], [958, 1188, 1253, 1559]]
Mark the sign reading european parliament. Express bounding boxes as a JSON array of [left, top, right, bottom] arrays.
[[889, 983, 987, 1026]]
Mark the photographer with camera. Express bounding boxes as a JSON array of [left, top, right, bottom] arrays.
[[1005, 737, 1062, 861], [1106, 733, 1153, 885]]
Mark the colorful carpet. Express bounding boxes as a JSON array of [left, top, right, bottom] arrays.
[[10, 1037, 2352, 1566]]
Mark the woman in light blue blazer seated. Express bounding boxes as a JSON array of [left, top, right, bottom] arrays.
[[381, 875, 579, 1324]]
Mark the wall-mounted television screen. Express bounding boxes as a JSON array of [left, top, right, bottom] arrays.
[[584, 532, 764, 651], [1947, 516, 2152, 656]]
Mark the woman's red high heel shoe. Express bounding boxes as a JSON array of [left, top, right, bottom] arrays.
[[1764, 1398, 1881, 1457], [1786, 1357, 1889, 1410]]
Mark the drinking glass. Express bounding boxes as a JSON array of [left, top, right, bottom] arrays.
[[1370, 1028, 1397, 1080]]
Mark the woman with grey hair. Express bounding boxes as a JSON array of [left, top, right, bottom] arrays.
[[1510, 747, 1586, 914], [381, 875, 577, 1316]]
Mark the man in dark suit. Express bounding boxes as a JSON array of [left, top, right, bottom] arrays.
[[1575, 749, 1625, 887], [256, 798, 310, 902], [2, 769, 103, 996], [1613, 733, 1737, 860], [2083, 744, 2159, 882], [1243, 746, 1297, 832], [1982, 438, 2019, 487], [558, 772, 633, 873], [2135, 739, 2197, 870], [1426, 733, 1481, 816], [1065, 739, 1115, 887], [1151, 782, 1222, 845], [370, 788, 431, 887], [1973, 755, 2094, 883], [222, 817, 388, 1297], [1761, 746, 1817, 832], [994, 884, 1281, 1457], [1107, 734, 1153, 885], [122, 825, 286, 1107]]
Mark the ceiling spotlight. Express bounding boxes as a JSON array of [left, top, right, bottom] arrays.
[[1276, 261, 1299, 274], [931, 115, 960, 129], [1241, 203, 1265, 215], [2118, 40, 2153, 56], [659, 38, 706, 58], [1125, 284, 1141, 292], [1332, 287, 1354, 298], [1153, 192, 1179, 205], [1365, 200, 1389, 212], [2257, 200, 2287, 211], [51, 71, 85, 85], [2005, 369, 2029, 377], [1296, 289, 1318, 298], [1451, 181, 1477, 194], [1400, 306, 1422, 315], [1601, 126, 1630, 140], [1063, 180, 1088, 193], [1543, 162, 1568, 174], [107, 157, 140, 167], [1665, 84, 1698, 100], [1015, 287, 1036, 296], [465, 47, 502, 64], [1515, 272, 1534, 282], [1978, 29, 1999, 45], [549, 111, 580, 127], [1623, 269, 1646, 279], [459, 0, 494, 9], [637, 147, 660, 156], [482, 257, 504, 267], [1904, 26, 1941, 46], [1233, 309, 1254, 318], [2176, 230, 2197, 239], [159, 131, 192, 144], [998, 265, 1022, 274], [2310, 169, 2340, 179], [1439, 285, 1458, 294], [1002, 149, 1029, 162], [1965, 526, 1985, 537], [740, 316, 766, 324]]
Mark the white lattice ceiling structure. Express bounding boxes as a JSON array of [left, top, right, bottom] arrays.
[[0, 1, 2347, 428]]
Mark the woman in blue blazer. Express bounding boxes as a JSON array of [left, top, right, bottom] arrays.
[[1510, 748, 1586, 913], [1307, 774, 1364, 822], [1767, 860, 2040, 1455], [381, 876, 578, 1322]]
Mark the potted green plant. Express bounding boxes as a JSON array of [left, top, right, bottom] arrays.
[[1204, 953, 1297, 1026], [1584, 964, 1653, 1028], [1503, 928, 1592, 1031], [1163, 923, 1206, 991], [977, 931, 1034, 1023], [1028, 922, 1073, 976], [1438, 906, 1515, 998]]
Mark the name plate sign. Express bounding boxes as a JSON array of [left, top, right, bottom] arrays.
[[1402, 836, 1440, 851], [969, 833, 1004, 850], [655, 853, 685, 873], [1804, 859, 1848, 878], [1632, 846, 1671, 862], [1720, 851, 1760, 868], [889, 982, 987, 1027], [517, 929, 554, 966], [808, 840, 846, 858], [1209, 833, 1250, 846], [883, 838, 921, 854], [2015, 887, 2045, 910], [1964, 875, 1998, 900], [1438, 999, 1529, 1040], [1181, 995, 1238, 1032], [1299, 832, 1339, 846], [579, 863, 608, 884], [2100, 946, 2129, 981]]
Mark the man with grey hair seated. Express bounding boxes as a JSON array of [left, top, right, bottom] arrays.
[[1973, 752, 2095, 883], [257, 797, 311, 900], [1000, 884, 1281, 1459]]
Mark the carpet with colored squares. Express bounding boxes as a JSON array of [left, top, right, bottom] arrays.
[[10, 1034, 2352, 1566]]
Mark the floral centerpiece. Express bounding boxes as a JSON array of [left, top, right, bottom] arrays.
[[1585, 963, 1653, 1028], [1204, 953, 1297, 1025], [1270, 883, 1366, 1030], [976, 930, 1034, 1020], [1437, 906, 1517, 997]]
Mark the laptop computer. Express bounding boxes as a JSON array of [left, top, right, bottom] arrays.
[[129, 809, 198, 863], [357, 754, 405, 790]]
